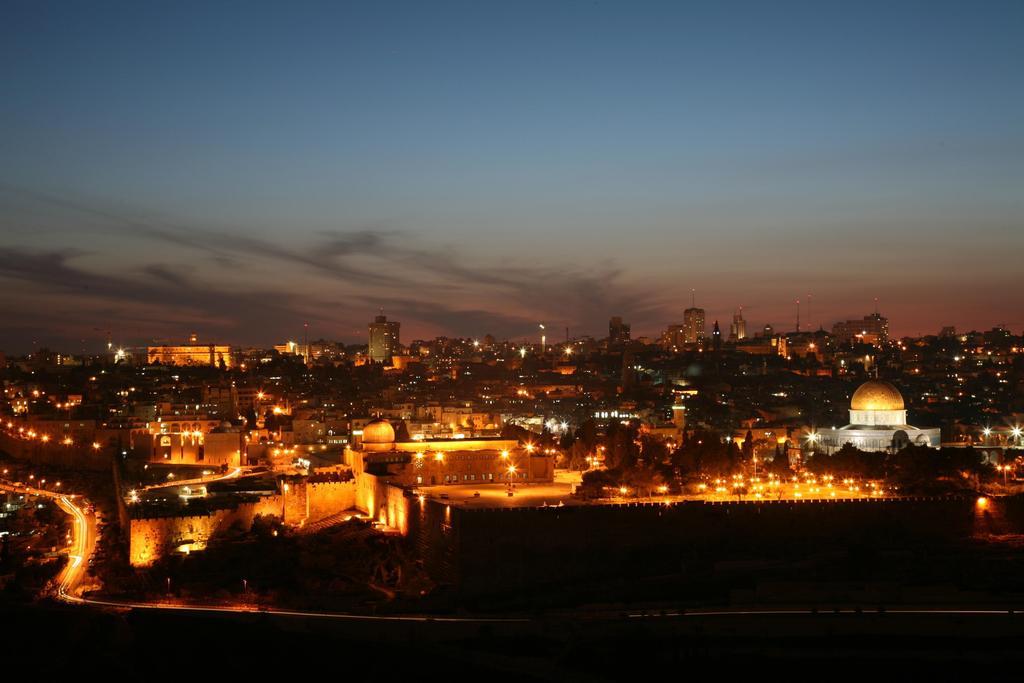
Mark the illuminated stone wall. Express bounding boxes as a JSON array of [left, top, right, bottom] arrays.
[[129, 497, 279, 566], [307, 480, 357, 522], [356, 472, 410, 534], [128, 478, 361, 566]]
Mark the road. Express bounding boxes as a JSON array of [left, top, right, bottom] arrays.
[[0, 481, 97, 600], [136, 465, 246, 495]]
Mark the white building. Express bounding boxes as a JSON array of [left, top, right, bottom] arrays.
[[819, 380, 940, 452]]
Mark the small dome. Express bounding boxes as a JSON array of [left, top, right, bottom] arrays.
[[851, 380, 904, 411], [362, 418, 395, 444]]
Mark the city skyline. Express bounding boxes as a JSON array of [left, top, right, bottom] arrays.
[[2, 1, 1022, 350], [4, 3, 1024, 674]]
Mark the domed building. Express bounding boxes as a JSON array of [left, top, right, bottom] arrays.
[[819, 380, 940, 453], [360, 417, 396, 452]]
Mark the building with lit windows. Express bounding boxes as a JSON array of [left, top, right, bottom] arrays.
[[346, 418, 553, 488], [683, 307, 705, 344], [608, 316, 631, 347], [832, 313, 889, 346], [368, 314, 400, 364], [729, 309, 747, 341], [147, 334, 232, 367]]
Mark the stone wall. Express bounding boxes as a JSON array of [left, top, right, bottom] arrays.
[[129, 478, 359, 566], [408, 496, 1003, 598], [307, 479, 357, 522], [0, 432, 112, 472], [129, 495, 281, 566], [356, 472, 410, 534]]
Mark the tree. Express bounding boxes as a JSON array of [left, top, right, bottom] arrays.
[[766, 446, 792, 478]]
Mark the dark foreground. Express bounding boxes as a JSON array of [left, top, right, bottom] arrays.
[[5, 601, 1024, 679]]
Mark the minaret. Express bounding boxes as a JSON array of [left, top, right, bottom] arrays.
[[303, 321, 309, 365]]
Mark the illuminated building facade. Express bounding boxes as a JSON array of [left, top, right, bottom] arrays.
[[147, 339, 232, 367], [661, 323, 686, 351], [683, 307, 705, 344], [368, 314, 400, 364], [818, 380, 940, 452], [729, 309, 747, 341], [346, 418, 553, 487], [129, 417, 245, 466]]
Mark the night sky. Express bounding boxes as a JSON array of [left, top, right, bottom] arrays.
[[1, 1, 1022, 352]]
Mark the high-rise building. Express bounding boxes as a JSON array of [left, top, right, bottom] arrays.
[[729, 309, 747, 341], [832, 313, 889, 346], [368, 314, 400, 364], [608, 316, 631, 347], [683, 308, 705, 344], [661, 324, 686, 351], [711, 320, 722, 351]]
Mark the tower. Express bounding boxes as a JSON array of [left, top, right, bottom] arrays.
[[608, 316, 631, 347], [729, 308, 747, 341], [683, 307, 705, 344], [368, 313, 400, 364]]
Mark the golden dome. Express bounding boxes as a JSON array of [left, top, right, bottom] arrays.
[[362, 418, 395, 444], [850, 380, 904, 411]]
